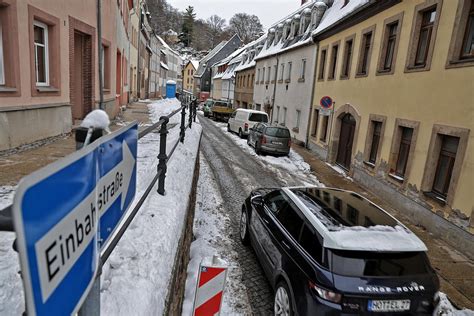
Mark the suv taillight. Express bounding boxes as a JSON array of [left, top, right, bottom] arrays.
[[244, 123, 249, 131], [288, 139, 291, 147], [261, 136, 267, 144], [309, 281, 342, 304]]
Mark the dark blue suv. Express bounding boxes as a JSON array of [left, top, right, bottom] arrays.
[[240, 187, 440, 315]]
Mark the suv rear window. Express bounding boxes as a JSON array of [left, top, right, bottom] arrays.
[[265, 127, 290, 138], [249, 113, 268, 122], [330, 250, 429, 277]]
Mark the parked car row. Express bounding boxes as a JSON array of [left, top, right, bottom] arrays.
[[226, 109, 292, 156]]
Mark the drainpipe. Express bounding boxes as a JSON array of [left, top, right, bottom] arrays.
[[97, 0, 104, 110], [305, 43, 319, 148], [270, 55, 279, 123], [137, 2, 143, 99]]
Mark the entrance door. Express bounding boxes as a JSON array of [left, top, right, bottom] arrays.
[[72, 32, 85, 120], [336, 113, 356, 170]]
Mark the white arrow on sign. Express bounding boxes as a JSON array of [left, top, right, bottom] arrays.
[[97, 141, 135, 216], [34, 141, 135, 302]]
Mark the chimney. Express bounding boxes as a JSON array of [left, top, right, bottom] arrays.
[[301, 0, 308, 5]]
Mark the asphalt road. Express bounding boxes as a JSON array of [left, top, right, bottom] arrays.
[[199, 115, 309, 314]]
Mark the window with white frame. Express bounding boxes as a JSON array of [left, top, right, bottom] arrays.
[[34, 21, 49, 86], [0, 20, 4, 85], [296, 110, 301, 129], [300, 59, 306, 80], [286, 62, 292, 81]]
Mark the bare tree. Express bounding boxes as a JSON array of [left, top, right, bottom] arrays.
[[229, 13, 263, 44], [205, 15, 227, 47]]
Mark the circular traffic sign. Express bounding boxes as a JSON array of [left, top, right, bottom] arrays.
[[320, 96, 333, 109]]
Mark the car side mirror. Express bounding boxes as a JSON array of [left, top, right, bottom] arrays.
[[251, 195, 263, 207]]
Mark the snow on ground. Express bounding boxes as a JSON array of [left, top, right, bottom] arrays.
[[326, 162, 354, 181], [214, 122, 321, 187], [437, 293, 474, 315], [0, 98, 202, 316], [181, 154, 252, 316], [101, 98, 202, 315], [0, 186, 23, 316]]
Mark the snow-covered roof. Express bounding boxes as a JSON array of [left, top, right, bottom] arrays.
[[195, 41, 227, 78], [234, 36, 267, 73], [284, 187, 428, 253], [190, 60, 199, 70], [212, 47, 246, 80], [255, 0, 371, 61], [160, 62, 169, 70], [157, 35, 180, 56]]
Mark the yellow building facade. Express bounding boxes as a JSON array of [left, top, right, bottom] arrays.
[[183, 61, 197, 93], [309, 0, 473, 234]]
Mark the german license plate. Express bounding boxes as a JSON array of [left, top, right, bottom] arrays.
[[272, 141, 283, 145], [368, 300, 410, 312]]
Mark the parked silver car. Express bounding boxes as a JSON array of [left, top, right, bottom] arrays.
[[247, 123, 291, 156]]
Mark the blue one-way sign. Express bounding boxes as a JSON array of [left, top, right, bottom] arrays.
[[13, 123, 138, 316]]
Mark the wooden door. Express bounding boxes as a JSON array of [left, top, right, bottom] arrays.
[[72, 32, 85, 120], [336, 113, 356, 170]]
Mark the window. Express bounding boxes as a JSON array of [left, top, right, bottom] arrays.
[[262, 67, 265, 83], [416, 9, 436, 66], [347, 204, 359, 225], [266, 66, 271, 82], [280, 63, 285, 81], [333, 197, 342, 213], [282, 107, 287, 126], [299, 224, 323, 264], [300, 59, 306, 80], [394, 127, 413, 178], [461, 2, 474, 58], [432, 135, 459, 198], [273, 196, 304, 240], [251, 74, 254, 85], [318, 47, 327, 80], [34, 21, 49, 86], [368, 121, 382, 164], [275, 106, 280, 123], [102, 42, 111, 90], [286, 62, 292, 81], [447, 0, 474, 67], [328, 42, 339, 79], [295, 110, 301, 129], [341, 36, 354, 78], [257, 69, 260, 84], [320, 115, 329, 142], [0, 20, 4, 85], [357, 26, 375, 76], [406, 1, 441, 71], [378, 13, 403, 75], [311, 109, 319, 136]]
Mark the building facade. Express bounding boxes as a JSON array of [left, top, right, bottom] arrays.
[[234, 39, 263, 109], [309, 0, 474, 232], [0, 0, 127, 151], [253, 1, 321, 145], [183, 60, 198, 93], [194, 34, 241, 95]]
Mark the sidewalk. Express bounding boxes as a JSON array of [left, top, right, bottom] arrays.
[[293, 145, 474, 310], [0, 101, 153, 187]]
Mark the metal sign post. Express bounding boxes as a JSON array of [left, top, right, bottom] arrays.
[[12, 124, 138, 316]]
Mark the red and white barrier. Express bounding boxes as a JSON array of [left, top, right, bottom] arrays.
[[193, 257, 228, 316]]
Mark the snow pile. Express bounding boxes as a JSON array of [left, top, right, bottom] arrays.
[[325, 225, 428, 252], [0, 186, 24, 316], [80, 109, 111, 132], [101, 98, 202, 315], [436, 292, 474, 316], [181, 156, 252, 315]]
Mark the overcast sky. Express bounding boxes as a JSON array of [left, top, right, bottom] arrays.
[[166, 0, 302, 29]]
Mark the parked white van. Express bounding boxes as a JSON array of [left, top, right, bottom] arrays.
[[227, 109, 269, 138]]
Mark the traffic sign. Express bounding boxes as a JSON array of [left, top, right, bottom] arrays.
[[193, 257, 228, 316], [320, 96, 333, 109], [13, 123, 138, 316]]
